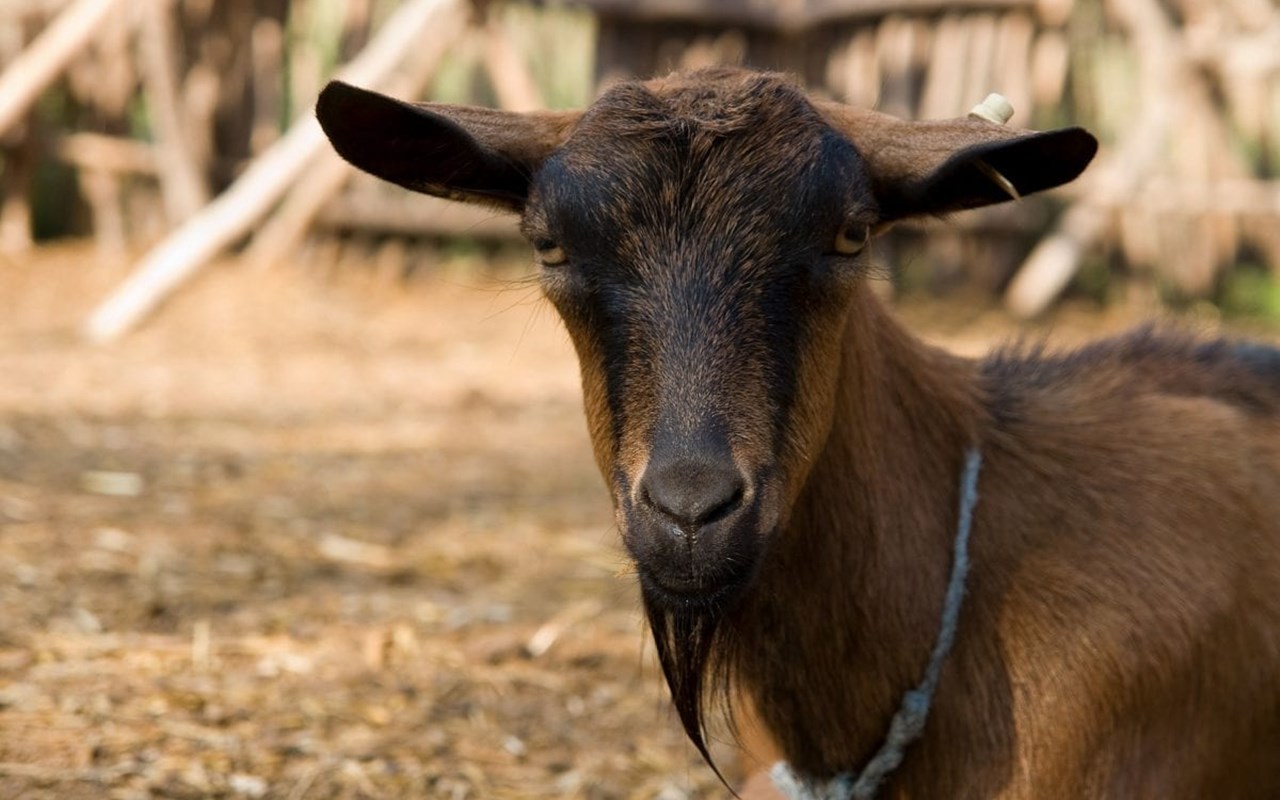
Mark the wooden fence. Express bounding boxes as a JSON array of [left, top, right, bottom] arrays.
[[0, 0, 1277, 339]]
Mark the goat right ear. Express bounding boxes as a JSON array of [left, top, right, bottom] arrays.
[[817, 102, 1097, 221], [316, 81, 580, 212]]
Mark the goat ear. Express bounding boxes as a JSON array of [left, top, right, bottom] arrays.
[[817, 103, 1097, 221], [316, 81, 580, 212]]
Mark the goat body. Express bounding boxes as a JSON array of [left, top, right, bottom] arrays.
[[317, 67, 1280, 797]]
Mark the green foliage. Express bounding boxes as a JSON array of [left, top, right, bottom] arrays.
[[1215, 264, 1280, 322], [428, 44, 483, 106], [1071, 255, 1114, 306]]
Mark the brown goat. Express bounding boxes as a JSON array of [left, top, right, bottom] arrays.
[[316, 68, 1280, 798]]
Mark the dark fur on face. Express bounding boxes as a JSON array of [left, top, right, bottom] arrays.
[[521, 72, 876, 765]]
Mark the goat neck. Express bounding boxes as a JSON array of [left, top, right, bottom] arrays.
[[734, 281, 987, 779]]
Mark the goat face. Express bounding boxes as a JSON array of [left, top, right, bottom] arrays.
[[523, 77, 874, 609], [316, 67, 1096, 612], [318, 67, 1095, 762]]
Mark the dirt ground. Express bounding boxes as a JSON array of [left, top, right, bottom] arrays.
[[0, 243, 1256, 799]]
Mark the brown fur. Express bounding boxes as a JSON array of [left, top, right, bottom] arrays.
[[733, 298, 1280, 796], [317, 67, 1280, 797]]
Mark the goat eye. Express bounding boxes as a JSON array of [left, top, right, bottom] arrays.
[[533, 238, 568, 267], [833, 223, 870, 256]]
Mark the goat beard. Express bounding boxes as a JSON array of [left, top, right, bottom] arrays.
[[641, 585, 743, 781]]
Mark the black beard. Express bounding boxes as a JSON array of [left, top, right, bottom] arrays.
[[640, 576, 747, 784]]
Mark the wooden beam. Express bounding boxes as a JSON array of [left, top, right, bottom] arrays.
[[55, 132, 158, 174], [0, 0, 71, 20], [559, 0, 1034, 31], [1113, 178, 1280, 216], [0, 0, 126, 138], [313, 192, 521, 240]]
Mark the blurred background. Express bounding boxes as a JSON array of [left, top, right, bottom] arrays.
[[0, 0, 1278, 798]]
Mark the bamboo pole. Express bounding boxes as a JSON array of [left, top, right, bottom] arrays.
[[0, 0, 125, 138], [84, 0, 463, 343], [181, 62, 220, 188], [1003, 116, 1169, 318]]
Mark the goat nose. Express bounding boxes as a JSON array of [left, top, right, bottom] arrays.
[[639, 458, 745, 529]]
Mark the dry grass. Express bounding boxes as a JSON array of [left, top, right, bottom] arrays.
[[0, 244, 721, 799]]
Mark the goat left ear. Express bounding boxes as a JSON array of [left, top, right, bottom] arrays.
[[316, 81, 581, 212], [817, 103, 1097, 221]]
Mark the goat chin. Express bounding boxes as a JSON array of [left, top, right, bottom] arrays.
[[621, 499, 771, 609]]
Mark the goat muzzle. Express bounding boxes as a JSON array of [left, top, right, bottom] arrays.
[[623, 453, 769, 607]]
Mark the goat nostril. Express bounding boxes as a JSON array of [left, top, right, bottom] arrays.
[[639, 460, 746, 529]]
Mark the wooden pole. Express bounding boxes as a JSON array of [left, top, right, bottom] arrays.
[[79, 169, 127, 257], [0, 16, 36, 253], [0, 0, 125, 138], [250, 17, 285, 154], [920, 14, 966, 119], [84, 0, 463, 343], [0, 139, 36, 253], [137, 0, 208, 223]]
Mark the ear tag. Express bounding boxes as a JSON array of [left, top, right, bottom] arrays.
[[967, 93, 1020, 200], [968, 93, 1015, 125]]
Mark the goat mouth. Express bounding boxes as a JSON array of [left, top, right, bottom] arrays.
[[634, 552, 761, 611]]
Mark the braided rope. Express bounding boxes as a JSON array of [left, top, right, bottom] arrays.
[[771, 447, 983, 800]]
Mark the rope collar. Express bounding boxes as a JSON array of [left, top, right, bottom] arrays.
[[771, 446, 984, 800]]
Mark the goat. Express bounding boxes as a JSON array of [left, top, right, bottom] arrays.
[[316, 67, 1280, 798]]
